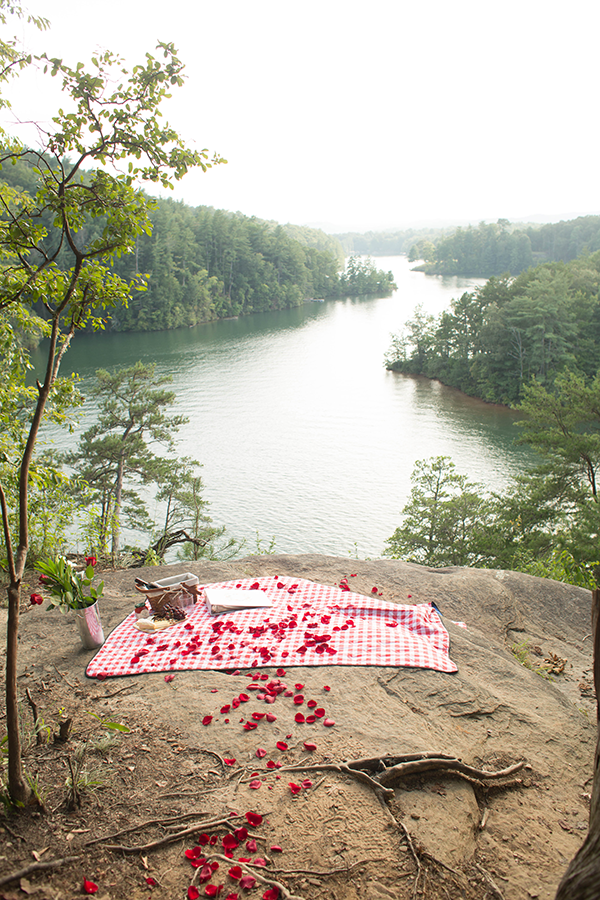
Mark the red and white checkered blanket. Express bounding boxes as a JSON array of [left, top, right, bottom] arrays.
[[85, 576, 457, 679]]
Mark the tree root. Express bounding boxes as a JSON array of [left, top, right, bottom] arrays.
[[99, 814, 243, 853], [208, 853, 305, 900], [275, 762, 394, 800], [0, 856, 80, 888]]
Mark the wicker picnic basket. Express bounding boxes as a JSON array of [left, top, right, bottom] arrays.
[[134, 573, 201, 616]]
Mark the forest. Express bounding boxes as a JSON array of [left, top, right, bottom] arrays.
[[407, 216, 600, 277], [0, 154, 395, 332], [385, 250, 600, 405]]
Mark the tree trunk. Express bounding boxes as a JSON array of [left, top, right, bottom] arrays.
[[5, 581, 28, 805], [554, 589, 600, 899]]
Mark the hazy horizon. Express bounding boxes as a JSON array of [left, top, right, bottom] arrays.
[[3, 0, 598, 236]]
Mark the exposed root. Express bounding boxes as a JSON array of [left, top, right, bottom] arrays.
[[0, 856, 80, 888], [209, 853, 305, 900]]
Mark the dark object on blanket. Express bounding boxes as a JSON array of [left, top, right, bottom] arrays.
[[154, 603, 187, 622], [134, 572, 201, 616]]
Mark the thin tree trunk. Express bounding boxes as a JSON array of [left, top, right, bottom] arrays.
[[554, 589, 600, 899]]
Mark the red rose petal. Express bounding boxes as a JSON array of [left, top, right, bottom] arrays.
[[202, 715, 213, 726], [293, 695, 304, 705], [294, 683, 304, 690], [188, 888, 201, 900], [256, 747, 267, 758], [263, 890, 279, 900], [289, 782, 301, 795], [276, 741, 288, 751], [224, 758, 236, 766], [270, 844, 283, 853], [239, 875, 256, 890], [323, 718, 335, 727], [266, 713, 277, 722], [305, 715, 316, 723], [222, 834, 239, 850], [323, 685, 331, 691], [294, 713, 305, 723], [164, 674, 175, 683], [83, 881, 98, 895], [253, 857, 267, 866], [249, 779, 261, 789], [306, 700, 317, 708], [245, 838, 258, 852], [228, 865, 243, 880], [245, 811, 263, 827], [303, 741, 317, 751], [314, 708, 325, 717]]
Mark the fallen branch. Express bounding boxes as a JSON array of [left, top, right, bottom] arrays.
[[345, 751, 458, 772], [0, 856, 80, 888]]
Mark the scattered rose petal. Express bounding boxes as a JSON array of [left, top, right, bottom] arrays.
[[305, 715, 316, 723], [256, 747, 267, 758], [205, 886, 222, 898], [253, 858, 267, 867], [289, 782, 302, 795], [239, 875, 256, 890], [202, 715, 213, 726], [225, 894, 240, 900], [249, 779, 261, 790], [303, 741, 317, 751], [224, 758, 236, 766], [323, 718, 335, 727], [246, 838, 258, 852], [222, 834, 239, 851], [293, 695, 304, 705], [301, 778, 313, 789], [245, 811, 263, 827], [263, 890, 279, 900], [323, 685, 331, 691], [306, 700, 317, 708], [266, 713, 277, 723], [146, 876, 158, 886], [314, 708, 325, 718], [228, 865, 243, 880], [234, 826, 248, 841], [295, 713, 305, 723], [270, 845, 283, 853], [276, 741, 288, 751], [188, 888, 201, 900], [83, 880, 98, 895], [164, 674, 175, 683], [294, 683, 304, 690]]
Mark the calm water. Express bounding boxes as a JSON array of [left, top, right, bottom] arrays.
[[38, 257, 532, 558]]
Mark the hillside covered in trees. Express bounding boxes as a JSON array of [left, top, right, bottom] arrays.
[[0, 154, 395, 332], [408, 216, 600, 277], [385, 251, 600, 405]]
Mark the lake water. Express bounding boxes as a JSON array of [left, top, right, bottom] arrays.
[[38, 256, 533, 559]]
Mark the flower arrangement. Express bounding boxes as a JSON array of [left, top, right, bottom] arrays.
[[32, 556, 104, 612]]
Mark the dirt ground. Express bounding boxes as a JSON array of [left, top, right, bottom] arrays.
[[0, 554, 597, 900]]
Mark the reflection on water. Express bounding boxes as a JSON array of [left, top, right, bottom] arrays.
[[37, 256, 532, 558]]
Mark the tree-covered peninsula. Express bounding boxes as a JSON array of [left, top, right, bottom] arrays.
[[385, 250, 600, 405], [408, 216, 600, 278], [0, 155, 396, 332]]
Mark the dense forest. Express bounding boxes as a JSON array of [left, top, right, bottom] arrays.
[[0, 154, 395, 332], [408, 216, 600, 277], [385, 251, 600, 405]]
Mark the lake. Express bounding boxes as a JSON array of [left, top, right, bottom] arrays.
[[38, 256, 533, 559]]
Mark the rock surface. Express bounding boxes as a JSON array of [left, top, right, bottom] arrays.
[[4, 554, 597, 900]]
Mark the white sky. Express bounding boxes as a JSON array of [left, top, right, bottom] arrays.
[[4, 0, 599, 232]]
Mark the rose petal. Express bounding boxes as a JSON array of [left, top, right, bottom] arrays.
[[202, 715, 213, 726], [294, 713, 305, 723], [188, 888, 201, 900], [249, 779, 261, 789], [228, 865, 243, 880], [263, 890, 280, 900], [303, 741, 317, 751], [246, 838, 258, 852], [289, 782, 302, 795], [164, 674, 175, 683], [83, 881, 99, 895], [256, 747, 267, 758], [239, 875, 256, 890], [224, 758, 236, 766], [266, 713, 277, 723], [270, 845, 283, 853], [323, 718, 335, 727], [234, 826, 248, 841], [276, 741, 288, 751], [245, 811, 263, 827]]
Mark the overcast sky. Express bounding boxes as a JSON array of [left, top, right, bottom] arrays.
[[4, 0, 599, 233]]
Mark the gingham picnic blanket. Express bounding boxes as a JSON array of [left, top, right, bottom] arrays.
[[85, 576, 457, 679]]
